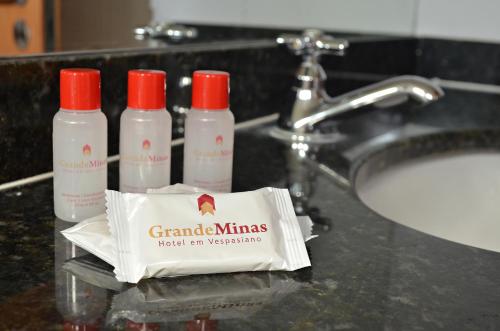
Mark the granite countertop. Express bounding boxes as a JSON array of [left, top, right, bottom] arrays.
[[1, 86, 500, 330]]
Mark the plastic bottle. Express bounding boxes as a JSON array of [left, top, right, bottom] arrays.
[[120, 70, 171, 193], [183, 70, 234, 192], [53, 68, 107, 222]]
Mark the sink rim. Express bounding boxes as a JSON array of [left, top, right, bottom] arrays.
[[349, 128, 500, 252], [349, 128, 500, 190]]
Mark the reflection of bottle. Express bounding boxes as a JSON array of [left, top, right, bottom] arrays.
[[54, 218, 108, 330], [53, 68, 107, 222], [183, 71, 234, 192], [120, 70, 172, 193], [185, 313, 218, 331]]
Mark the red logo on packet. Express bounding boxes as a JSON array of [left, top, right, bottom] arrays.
[[82, 144, 91, 156], [215, 135, 223, 145], [197, 194, 215, 216], [142, 139, 151, 150]]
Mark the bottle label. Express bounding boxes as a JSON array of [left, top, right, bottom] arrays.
[[185, 132, 233, 192], [120, 136, 171, 193], [121, 138, 170, 165], [60, 191, 105, 209], [56, 143, 107, 172], [54, 141, 107, 219], [190, 178, 232, 193]]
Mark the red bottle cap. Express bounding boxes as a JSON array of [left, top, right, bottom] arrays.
[[60, 68, 101, 110], [192, 70, 229, 110], [128, 70, 166, 110]]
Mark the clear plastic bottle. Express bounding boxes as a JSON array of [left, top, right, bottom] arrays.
[[183, 70, 234, 192], [120, 70, 171, 193], [53, 68, 107, 222]]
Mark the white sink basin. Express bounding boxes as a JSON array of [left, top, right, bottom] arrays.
[[356, 150, 500, 252]]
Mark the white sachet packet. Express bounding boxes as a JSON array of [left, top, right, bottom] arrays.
[[147, 183, 209, 194], [62, 185, 316, 283], [62, 185, 316, 269], [60, 213, 114, 265], [106, 187, 311, 283], [149, 184, 317, 241], [61, 212, 315, 270]]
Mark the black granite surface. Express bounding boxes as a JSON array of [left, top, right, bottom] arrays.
[[1, 86, 500, 329], [416, 38, 500, 85], [0, 32, 419, 184], [2, 24, 500, 330], [3, 24, 497, 185]]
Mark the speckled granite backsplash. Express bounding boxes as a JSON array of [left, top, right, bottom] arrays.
[[1, 24, 500, 184], [0, 32, 418, 184], [0, 44, 295, 183]]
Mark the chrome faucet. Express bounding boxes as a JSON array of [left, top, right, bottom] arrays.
[[134, 23, 198, 41], [276, 29, 444, 136]]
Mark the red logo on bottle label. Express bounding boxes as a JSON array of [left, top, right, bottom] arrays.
[[215, 135, 223, 145], [198, 194, 215, 216], [82, 144, 91, 156], [142, 139, 151, 150]]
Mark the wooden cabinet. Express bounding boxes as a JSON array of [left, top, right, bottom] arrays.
[[0, 0, 50, 55], [0, 0, 150, 56]]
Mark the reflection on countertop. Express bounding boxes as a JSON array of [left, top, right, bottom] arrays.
[[61, 249, 307, 329]]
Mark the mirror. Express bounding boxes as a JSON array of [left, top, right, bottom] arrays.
[[0, 0, 497, 58]]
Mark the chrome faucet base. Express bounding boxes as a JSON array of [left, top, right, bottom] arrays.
[[269, 126, 345, 145]]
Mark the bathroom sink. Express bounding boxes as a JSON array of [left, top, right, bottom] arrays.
[[352, 129, 500, 252]]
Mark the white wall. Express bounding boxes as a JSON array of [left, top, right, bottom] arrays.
[[151, 0, 418, 36], [151, 0, 500, 42], [415, 0, 500, 42]]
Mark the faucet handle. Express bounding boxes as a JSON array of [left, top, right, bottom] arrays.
[[277, 29, 349, 58], [134, 23, 198, 41]]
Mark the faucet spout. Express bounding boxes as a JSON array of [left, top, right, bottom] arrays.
[[275, 29, 445, 140], [292, 75, 444, 132]]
